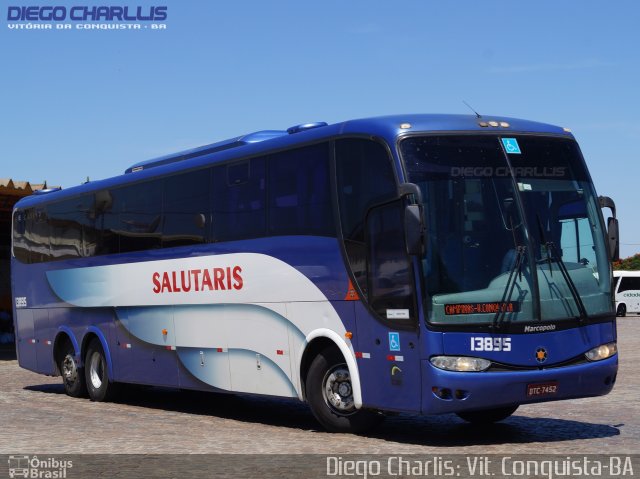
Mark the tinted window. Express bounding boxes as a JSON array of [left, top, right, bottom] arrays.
[[117, 182, 163, 253], [12, 209, 30, 263], [92, 190, 118, 255], [366, 200, 416, 322], [269, 143, 333, 236], [336, 139, 397, 296], [92, 183, 163, 255], [163, 170, 211, 248], [619, 276, 640, 292], [213, 158, 266, 241], [48, 197, 94, 260], [27, 208, 50, 263]]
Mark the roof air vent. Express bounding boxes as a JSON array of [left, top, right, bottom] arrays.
[[286, 122, 327, 134]]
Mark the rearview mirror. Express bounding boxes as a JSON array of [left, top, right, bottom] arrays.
[[607, 217, 620, 261], [404, 204, 425, 256], [599, 196, 619, 261]]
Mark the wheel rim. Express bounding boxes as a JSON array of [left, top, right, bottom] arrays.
[[88, 351, 104, 389], [62, 354, 78, 383], [322, 364, 355, 415]]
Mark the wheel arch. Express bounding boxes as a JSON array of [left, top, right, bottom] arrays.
[[299, 328, 362, 409], [80, 327, 114, 380], [52, 327, 80, 376]]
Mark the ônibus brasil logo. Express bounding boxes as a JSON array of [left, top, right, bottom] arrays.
[[8, 455, 73, 479]]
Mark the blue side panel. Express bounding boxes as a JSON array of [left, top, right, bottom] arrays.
[[110, 313, 179, 387], [14, 309, 36, 372], [353, 302, 422, 413], [33, 309, 54, 375]]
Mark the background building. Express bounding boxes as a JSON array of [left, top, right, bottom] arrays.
[[0, 179, 51, 346]]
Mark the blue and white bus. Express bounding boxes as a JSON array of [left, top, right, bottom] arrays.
[[11, 114, 620, 432]]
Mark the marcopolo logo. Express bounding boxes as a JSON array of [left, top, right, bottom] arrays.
[[7, 5, 167, 22], [8, 455, 73, 479], [523, 323, 557, 333]]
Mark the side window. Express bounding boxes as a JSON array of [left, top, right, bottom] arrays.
[[268, 143, 333, 236], [27, 208, 50, 263], [163, 170, 211, 248], [335, 138, 397, 297], [619, 277, 640, 293], [93, 190, 117, 256], [93, 183, 163, 255], [12, 209, 29, 263], [48, 197, 94, 260], [117, 182, 163, 253], [212, 158, 266, 241]]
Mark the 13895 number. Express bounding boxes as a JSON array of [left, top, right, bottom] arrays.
[[470, 337, 511, 351]]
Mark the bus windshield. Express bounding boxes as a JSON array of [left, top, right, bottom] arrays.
[[401, 135, 612, 326]]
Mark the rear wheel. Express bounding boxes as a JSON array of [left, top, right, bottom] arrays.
[[58, 341, 86, 398], [456, 405, 518, 424], [306, 347, 382, 433], [617, 304, 627, 317], [85, 338, 119, 402]]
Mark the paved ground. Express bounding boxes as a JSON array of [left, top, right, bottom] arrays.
[[0, 319, 638, 456]]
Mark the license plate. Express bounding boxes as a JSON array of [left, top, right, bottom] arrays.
[[526, 381, 559, 397]]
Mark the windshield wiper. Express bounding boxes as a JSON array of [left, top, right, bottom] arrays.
[[544, 241, 588, 321], [535, 214, 587, 321], [492, 245, 526, 330]]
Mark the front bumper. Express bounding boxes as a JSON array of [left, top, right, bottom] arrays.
[[422, 355, 618, 415]]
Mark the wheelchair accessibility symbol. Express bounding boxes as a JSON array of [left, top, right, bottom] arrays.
[[502, 138, 521, 154], [389, 332, 401, 352]]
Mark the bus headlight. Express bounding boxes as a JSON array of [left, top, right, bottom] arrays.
[[585, 342, 617, 362], [430, 356, 491, 372]]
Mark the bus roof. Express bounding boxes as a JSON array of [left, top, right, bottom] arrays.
[[613, 271, 640, 277], [14, 114, 571, 210]]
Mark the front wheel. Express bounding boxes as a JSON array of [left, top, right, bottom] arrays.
[[617, 304, 627, 317], [456, 405, 518, 424], [306, 347, 382, 433], [85, 338, 119, 402]]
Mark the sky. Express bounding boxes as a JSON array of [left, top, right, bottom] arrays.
[[1, 0, 639, 256]]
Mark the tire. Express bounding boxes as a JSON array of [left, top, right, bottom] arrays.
[[85, 338, 119, 402], [456, 405, 518, 424], [58, 341, 87, 398], [306, 347, 382, 433], [617, 304, 626, 317]]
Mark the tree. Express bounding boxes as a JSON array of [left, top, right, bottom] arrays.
[[613, 254, 640, 271]]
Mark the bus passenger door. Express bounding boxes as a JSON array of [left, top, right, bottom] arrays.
[[354, 200, 422, 413]]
